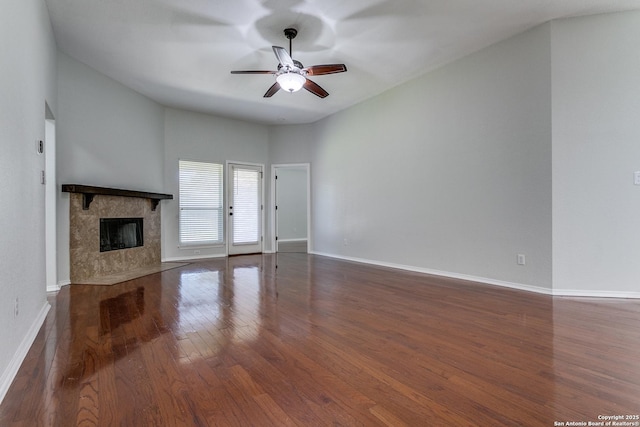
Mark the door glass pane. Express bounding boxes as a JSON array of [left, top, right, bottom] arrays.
[[233, 167, 260, 244]]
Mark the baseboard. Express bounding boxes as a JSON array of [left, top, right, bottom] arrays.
[[551, 289, 640, 299], [162, 253, 227, 262], [310, 251, 640, 299], [52, 279, 71, 292], [48, 279, 70, 292], [0, 301, 51, 404], [310, 251, 553, 294], [163, 252, 279, 261], [277, 238, 307, 243]]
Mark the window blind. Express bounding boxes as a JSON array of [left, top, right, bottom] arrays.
[[179, 160, 223, 245]]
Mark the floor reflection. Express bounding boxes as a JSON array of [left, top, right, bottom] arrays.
[[176, 270, 224, 333], [227, 265, 261, 343], [99, 287, 145, 335], [168, 255, 286, 360]]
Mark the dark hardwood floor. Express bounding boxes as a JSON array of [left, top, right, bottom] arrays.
[[1, 254, 639, 426]]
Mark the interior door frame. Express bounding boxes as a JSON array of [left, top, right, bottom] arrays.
[[226, 161, 265, 255], [271, 163, 311, 253], [45, 103, 57, 291]]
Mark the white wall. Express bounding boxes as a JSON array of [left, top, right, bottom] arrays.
[[272, 24, 554, 292], [0, 0, 57, 401], [269, 124, 315, 164], [552, 11, 640, 296], [56, 52, 165, 284], [162, 108, 271, 260]]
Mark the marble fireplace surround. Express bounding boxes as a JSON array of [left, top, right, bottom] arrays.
[[63, 185, 172, 284]]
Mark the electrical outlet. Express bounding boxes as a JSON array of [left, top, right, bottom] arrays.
[[194, 250, 201, 255], [517, 254, 526, 266], [343, 238, 349, 246], [14, 298, 19, 318], [634, 171, 640, 185]]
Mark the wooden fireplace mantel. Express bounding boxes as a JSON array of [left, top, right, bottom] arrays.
[[62, 184, 173, 211]]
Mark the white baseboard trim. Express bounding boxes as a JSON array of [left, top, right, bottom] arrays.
[[53, 279, 71, 291], [309, 251, 639, 299], [551, 289, 640, 299], [162, 253, 227, 262], [163, 252, 279, 261], [0, 301, 51, 404], [277, 238, 307, 243], [311, 251, 553, 295], [48, 279, 70, 292]]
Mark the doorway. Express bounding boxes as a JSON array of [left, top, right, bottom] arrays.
[[227, 162, 264, 255], [272, 164, 310, 253]]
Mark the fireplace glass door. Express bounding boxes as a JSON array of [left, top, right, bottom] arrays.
[[100, 218, 144, 252]]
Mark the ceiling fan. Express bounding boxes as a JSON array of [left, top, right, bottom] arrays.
[[231, 28, 347, 98]]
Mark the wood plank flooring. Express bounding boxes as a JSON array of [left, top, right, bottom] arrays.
[[1, 254, 639, 426]]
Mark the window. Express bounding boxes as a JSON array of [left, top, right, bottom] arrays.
[[179, 160, 224, 245]]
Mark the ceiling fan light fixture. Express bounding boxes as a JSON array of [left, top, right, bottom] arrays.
[[231, 27, 346, 98], [276, 72, 306, 92]]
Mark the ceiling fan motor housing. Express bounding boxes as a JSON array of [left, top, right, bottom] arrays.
[[277, 60, 304, 71]]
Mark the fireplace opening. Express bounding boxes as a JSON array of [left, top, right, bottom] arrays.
[[100, 218, 143, 252]]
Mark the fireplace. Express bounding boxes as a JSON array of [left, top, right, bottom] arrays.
[[63, 185, 172, 284], [100, 218, 144, 252]]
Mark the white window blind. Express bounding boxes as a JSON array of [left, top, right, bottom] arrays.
[[232, 167, 260, 244], [179, 160, 223, 245]]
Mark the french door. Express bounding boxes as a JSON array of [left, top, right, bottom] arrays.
[[228, 163, 263, 255]]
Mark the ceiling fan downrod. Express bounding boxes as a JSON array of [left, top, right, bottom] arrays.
[[284, 27, 297, 57]]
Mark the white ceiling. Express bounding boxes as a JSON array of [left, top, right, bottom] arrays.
[[46, 0, 640, 125]]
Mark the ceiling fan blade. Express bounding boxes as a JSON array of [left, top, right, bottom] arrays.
[[272, 46, 295, 68], [304, 64, 348, 76], [303, 79, 329, 98], [230, 70, 275, 74], [263, 82, 281, 98]]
